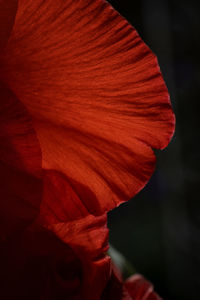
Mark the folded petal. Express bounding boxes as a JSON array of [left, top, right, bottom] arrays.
[[0, 82, 42, 240], [0, 224, 82, 299], [1, 0, 175, 215], [0, 0, 18, 51], [0, 215, 110, 299], [47, 214, 110, 300], [38, 169, 98, 224]]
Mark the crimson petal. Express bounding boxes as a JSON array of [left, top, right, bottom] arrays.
[[0, 82, 42, 240], [1, 0, 175, 215], [0, 225, 82, 299], [0, 0, 18, 51], [47, 214, 110, 300], [39, 169, 98, 224]]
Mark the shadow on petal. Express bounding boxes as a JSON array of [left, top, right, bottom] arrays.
[[0, 82, 42, 240]]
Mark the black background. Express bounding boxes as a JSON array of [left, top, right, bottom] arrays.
[[107, 1, 200, 299]]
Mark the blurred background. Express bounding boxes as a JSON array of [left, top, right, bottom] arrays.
[[107, 1, 200, 299]]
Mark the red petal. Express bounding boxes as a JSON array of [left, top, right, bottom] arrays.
[[0, 215, 110, 299], [125, 274, 162, 300], [1, 0, 175, 214], [47, 214, 110, 300], [0, 0, 18, 51], [39, 169, 98, 224], [0, 225, 82, 299], [0, 82, 42, 240]]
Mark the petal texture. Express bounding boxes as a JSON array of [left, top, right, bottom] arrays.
[[0, 0, 18, 51], [39, 169, 98, 224], [0, 82, 42, 240], [1, 0, 175, 215], [47, 214, 110, 300]]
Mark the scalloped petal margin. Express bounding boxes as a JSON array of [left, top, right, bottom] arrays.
[[1, 0, 175, 217]]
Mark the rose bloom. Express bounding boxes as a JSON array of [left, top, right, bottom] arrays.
[[0, 0, 175, 299]]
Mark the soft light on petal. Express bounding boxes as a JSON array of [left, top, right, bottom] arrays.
[[1, 0, 175, 216], [39, 169, 97, 224]]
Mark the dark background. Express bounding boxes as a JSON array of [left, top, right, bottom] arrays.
[[107, 1, 200, 299]]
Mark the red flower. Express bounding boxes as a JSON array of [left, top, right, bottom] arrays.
[[0, 0, 175, 299], [0, 214, 110, 299]]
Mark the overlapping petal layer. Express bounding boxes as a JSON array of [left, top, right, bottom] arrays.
[[0, 224, 82, 299], [46, 214, 110, 300], [1, 0, 175, 217], [0, 213, 110, 300], [39, 170, 96, 224], [0, 82, 42, 240]]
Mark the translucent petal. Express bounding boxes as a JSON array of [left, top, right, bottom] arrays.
[[1, 0, 175, 215]]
